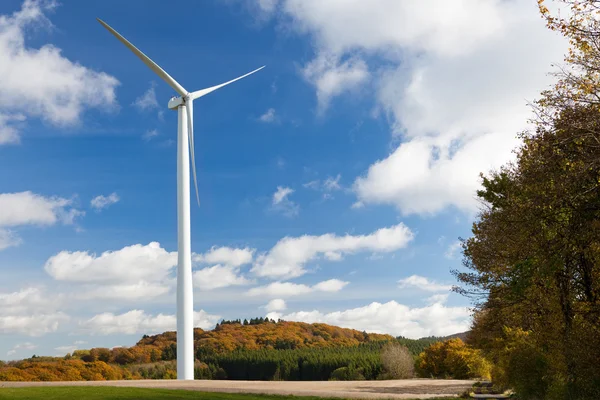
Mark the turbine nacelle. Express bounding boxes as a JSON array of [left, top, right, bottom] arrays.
[[168, 96, 185, 110]]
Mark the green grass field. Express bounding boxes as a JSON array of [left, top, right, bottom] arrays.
[[0, 387, 456, 400]]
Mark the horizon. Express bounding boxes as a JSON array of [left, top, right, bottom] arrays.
[[0, 0, 567, 361]]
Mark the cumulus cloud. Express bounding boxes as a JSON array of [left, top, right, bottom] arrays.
[[44, 242, 177, 284], [0, 0, 119, 144], [0, 191, 85, 250], [194, 246, 254, 267], [250, 0, 568, 215], [43, 242, 260, 299], [267, 300, 470, 338], [90, 192, 120, 211], [271, 186, 299, 217], [264, 298, 287, 312], [251, 223, 414, 279], [397, 275, 453, 292], [0, 113, 25, 145], [0, 287, 68, 336], [0, 191, 85, 246], [192, 246, 255, 290], [301, 53, 369, 111], [0, 191, 83, 228], [80, 309, 220, 335], [247, 278, 348, 298], [193, 264, 253, 290], [77, 281, 172, 301]]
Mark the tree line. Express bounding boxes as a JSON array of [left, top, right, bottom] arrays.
[[453, 1, 600, 398]]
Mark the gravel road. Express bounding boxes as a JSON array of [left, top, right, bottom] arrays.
[[2, 379, 476, 399]]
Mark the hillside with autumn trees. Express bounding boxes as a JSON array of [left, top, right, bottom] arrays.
[[0, 318, 466, 382]]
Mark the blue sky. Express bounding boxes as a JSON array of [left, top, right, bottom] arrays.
[[0, 0, 567, 359]]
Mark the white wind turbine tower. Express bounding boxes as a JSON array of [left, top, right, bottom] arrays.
[[97, 18, 264, 380]]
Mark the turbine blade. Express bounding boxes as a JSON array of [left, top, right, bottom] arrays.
[[190, 66, 266, 100], [186, 99, 200, 207], [97, 18, 188, 97]]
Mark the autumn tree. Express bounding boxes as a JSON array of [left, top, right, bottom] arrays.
[[416, 339, 490, 380]]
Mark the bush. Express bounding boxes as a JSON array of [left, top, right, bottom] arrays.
[[329, 366, 365, 381], [380, 342, 414, 379], [416, 338, 491, 380]]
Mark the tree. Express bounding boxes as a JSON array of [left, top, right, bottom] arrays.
[[380, 342, 414, 379], [416, 339, 491, 380]]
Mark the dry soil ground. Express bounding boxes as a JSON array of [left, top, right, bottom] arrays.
[[2, 379, 476, 399]]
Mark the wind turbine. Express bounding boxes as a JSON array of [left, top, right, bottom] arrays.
[[97, 18, 264, 380]]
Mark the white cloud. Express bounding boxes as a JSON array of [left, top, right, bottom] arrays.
[[273, 186, 294, 204], [247, 278, 348, 298], [444, 241, 462, 259], [302, 53, 369, 111], [264, 298, 287, 312], [0, 191, 82, 227], [426, 293, 449, 305], [193, 264, 253, 290], [323, 174, 342, 191], [77, 281, 172, 301], [142, 129, 159, 141], [0, 287, 55, 314], [259, 108, 277, 123], [80, 309, 220, 335], [7, 342, 37, 357], [247, 282, 312, 297], [132, 83, 159, 111], [351, 201, 364, 209], [192, 246, 255, 290], [303, 174, 343, 199], [312, 278, 348, 292], [55, 344, 78, 355], [90, 192, 120, 211], [267, 300, 470, 338], [398, 275, 453, 292], [0, 313, 68, 336], [0, 113, 25, 145], [0, 0, 119, 144], [253, 0, 567, 215], [251, 223, 413, 279], [303, 180, 320, 190], [44, 242, 177, 284], [194, 246, 254, 267], [271, 186, 299, 217], [0, 287, 68, 336], [0, 228, 22, 250]]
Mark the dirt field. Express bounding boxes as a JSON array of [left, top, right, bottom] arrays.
[[1, 379, 476, 399]]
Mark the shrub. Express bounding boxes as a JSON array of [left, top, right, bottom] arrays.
[[329, 366, 365, 381], [380, 342, 414, 379]]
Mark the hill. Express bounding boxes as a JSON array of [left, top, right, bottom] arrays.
[[0, 318, 460, 382], [137, 318, 395, 354]]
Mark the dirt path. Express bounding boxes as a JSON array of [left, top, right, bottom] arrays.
[[2, 379, 476, 399]]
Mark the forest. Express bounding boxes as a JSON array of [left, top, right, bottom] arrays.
[[0, 319, 479, 382]]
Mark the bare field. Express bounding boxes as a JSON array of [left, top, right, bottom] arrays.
[[1, 379, 476, 399]]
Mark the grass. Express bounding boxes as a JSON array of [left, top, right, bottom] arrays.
[[0, 386, 457, 400]]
